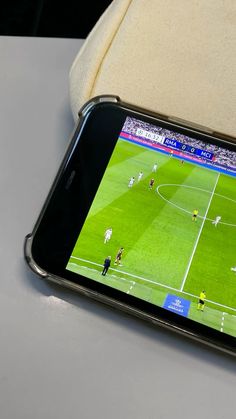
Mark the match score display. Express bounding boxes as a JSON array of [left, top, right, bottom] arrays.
[[136, 128, 214, 161]]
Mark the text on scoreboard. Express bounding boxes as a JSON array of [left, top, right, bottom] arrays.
[[136, 128, 214, 161]]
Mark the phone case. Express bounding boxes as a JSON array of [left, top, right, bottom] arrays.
[[69, 0, 236, 138], [25, 95, 236, 356]]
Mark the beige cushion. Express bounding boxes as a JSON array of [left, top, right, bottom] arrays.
[[69, 0, 236, 137]]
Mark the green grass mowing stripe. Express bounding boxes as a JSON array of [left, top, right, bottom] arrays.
[[188, 306, 225, 334], [70, 147, 235, 315], [67, 260, 236, 336], [222, 313, 236, 337], [183, 173, 236, 309], [180, 172, 220, 291], [88, 145, 158, 217], [69, 257, 236, 313], [69, 171, 197, 288], [88, 140, 170, 218], [71, 157, 197, 268], [214, 172, 236, 202], [185, 220, 236, 309], [67, 262, 236, 336], [71, 158, 228, 300], [121, 165, 219, 288], [69, 256, 182, 292], [68, 263, 132, 293], [108, 139, 146, 167], [156, 182, 236, 225]]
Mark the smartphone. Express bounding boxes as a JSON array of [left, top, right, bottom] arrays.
[[24, 95, 236, 355]]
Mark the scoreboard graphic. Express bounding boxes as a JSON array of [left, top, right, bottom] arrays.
[[135, 127, 214, 161], [120, 117, 236, 176]]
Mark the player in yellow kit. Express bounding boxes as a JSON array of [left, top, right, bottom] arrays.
[[197, 290, 206, 311], [192, 209, 199, 221]]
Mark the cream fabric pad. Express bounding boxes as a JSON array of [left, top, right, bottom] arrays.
[[69, 0, 236, 136]]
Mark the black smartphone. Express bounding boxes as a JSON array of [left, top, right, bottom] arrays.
[[24, 95, 236, 355]]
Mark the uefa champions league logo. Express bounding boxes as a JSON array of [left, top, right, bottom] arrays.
[[163, 294, 191, 317], [169, 298, 184, 313], [174, 299, 182, 308]]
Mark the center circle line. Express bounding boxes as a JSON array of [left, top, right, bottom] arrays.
[[156, 183, 236, 227]]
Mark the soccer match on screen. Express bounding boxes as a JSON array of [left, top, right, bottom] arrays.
[[67, 116, 236, 337]]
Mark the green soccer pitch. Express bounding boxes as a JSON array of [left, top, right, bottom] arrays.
[[67, 139, 236, 337]]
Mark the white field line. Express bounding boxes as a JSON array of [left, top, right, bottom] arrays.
[[69, 255, 236, 312], [127, 283, 134, 294], [221, 312, 225, 332], [180, 173, 220, 292], [156, 183, 236, 227], [111, 274, 135, 286]]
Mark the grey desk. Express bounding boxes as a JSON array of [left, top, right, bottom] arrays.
[[0, 36, 235, 419]]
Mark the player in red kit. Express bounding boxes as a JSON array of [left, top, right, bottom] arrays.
[[114, 247, 124, 266], [149, 178, 155, 190]]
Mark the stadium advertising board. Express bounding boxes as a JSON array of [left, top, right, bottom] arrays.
[[163, 294, 191, 317]]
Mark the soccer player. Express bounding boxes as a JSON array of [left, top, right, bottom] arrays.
[[212, 216, 221, 227], [128, 176, 135, 188], [138, 171, 143, 182], [104, 227, 112, 244], [192, 209, 199, 221], [149, 178, 155, 190], [102, 256, 111, 276], [152, 163, 157, 172], [197, 290, 206, 311], [231, 266, 236, 272], [114, 247, 124, 266]]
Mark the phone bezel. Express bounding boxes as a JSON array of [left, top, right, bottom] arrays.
[[25, 96, 236, 355]]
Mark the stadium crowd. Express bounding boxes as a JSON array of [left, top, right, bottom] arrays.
[[123, 117, 236, 171]]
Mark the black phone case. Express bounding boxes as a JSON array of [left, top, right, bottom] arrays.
[[24, 95, 236, 356]]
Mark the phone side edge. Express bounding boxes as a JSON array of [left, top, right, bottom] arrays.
[[24, 233, 48, 278], [22, 235, 236, 358]]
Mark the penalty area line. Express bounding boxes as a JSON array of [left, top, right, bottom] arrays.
[[69, 256, 236, 313]]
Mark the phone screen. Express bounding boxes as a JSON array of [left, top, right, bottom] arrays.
[[66, 115, 236, 338]]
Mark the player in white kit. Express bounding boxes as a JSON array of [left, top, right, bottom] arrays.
[[138, 172, 143, 182], [128, 177, 135, 187], [212, 216, 221, 226], [152, 163, 157, 172], [104, 228, 112, 243]]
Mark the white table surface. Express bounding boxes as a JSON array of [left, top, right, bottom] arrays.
[[0, 36, 235, 419]]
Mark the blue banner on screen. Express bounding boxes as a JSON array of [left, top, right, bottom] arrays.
[[195, 149, 214, 160], [164, 138, 182, 149], [163, 138, 214, 160], [163, 294, 191, 317]]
